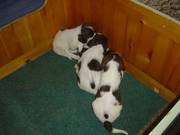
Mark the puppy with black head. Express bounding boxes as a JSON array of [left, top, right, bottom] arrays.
[[74, 33, 107, 94], [53, 24, 95, 60], [78, 33, 107, 57], [75, 44, 106, 94], [92, 50, 128, 134]]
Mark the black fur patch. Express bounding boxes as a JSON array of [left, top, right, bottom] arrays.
[[87, 33, 107, 48], [90, 82, 95, 89], [78, 34, 87, 43], [112, 89, 122, 104], [88, 59, 102, 71], [77, 62, 81, 71], [104, 121, 112, 132], [104, 65, 109, 72], [95, 85, 110, 98], [79, 47, 88, 57], [95, 90, 101, 98], [99, 85, 110, 92], [104, 113, 109, 119], [78, 24, 95, 44], [113, 54, 125, 72]]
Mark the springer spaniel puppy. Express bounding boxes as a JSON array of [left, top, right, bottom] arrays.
[[53, 24, 95, 60], [75, 44, 106, 94], [92, 51, 128, 134], [74, 33, 107, 94], [78, 33, 108, 57]]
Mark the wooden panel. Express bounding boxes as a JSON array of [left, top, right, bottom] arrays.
[[160, 44, 180, 88], [0, 25, 23, 59], [148, 36, 172, 80], [168, 62, 180, 94], [27, 12, 49, 47], [124, 17, 142, 63], [12, 18, 34, 52], [111, 8, 127, 54], [0, 37, 11, 66], [91, 0, 104, 31], [134, 25, 157, 71]]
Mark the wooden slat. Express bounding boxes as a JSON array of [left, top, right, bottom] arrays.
[[12, 18, 34, 52], [148, 36, 172, 80], [0, 25, 23, 59], [111, 8, 127, 54], [0, 38, 11, 66], [91, 0, 104, 31], [124, 17, 142, 63], [160, 43, 180, 87], [101, 0, 116, 48], [134, 25, 157, 71], [168, 62, 180, 94], [27, 12, 49, 47]]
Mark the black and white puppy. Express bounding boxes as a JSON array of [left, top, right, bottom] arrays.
[[75, 44, 106, 94], [74, 33, 107, 94], [78, 33, 108, 57], [92, 51, 128, 134], [53, 24, 95, 60]]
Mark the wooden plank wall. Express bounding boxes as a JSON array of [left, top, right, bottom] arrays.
[[0, 0, 179, 101]]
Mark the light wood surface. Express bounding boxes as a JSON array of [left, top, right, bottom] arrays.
[[0, 0, 179, 101]]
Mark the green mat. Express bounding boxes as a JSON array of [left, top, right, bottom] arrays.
[[0, 51, 167, 135]]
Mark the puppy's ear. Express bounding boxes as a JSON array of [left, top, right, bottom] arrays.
[[79, 47, 88, 57], [78, 34, 87, 43], [81, 24, 95, 39], [101, 51, 113, 71], [104, 121, 112, 132], [95, 89, 101, 99], [112, 89, 122, 104], [113, 54, 125, 72]]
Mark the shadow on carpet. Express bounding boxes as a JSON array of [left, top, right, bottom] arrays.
[[0, 51, 167, 135]]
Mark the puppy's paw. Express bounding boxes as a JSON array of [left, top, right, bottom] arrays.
[[67, 57, 73, 60], [73, 55, 80, 60]]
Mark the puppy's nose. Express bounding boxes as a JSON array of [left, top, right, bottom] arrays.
[[104, 113, 109, 119]]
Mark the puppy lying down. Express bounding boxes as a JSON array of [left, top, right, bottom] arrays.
[[75, 44, 105, 94], [53, 24, 95, 60], [75, 33, 107, 94], [92, 51, 128, 134]]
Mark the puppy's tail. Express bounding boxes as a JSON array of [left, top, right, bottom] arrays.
[[104, 121, 128, 134]]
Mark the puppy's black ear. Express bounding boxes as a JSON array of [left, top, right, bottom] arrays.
[[104, 121, 112, 132], [78, 34, 87, 43], [81, 24, 95, 39], [113, 54, 125, 72], [79, 47, 88, 57], [112, 89, 122, 104], [95, 89, 101, 99]]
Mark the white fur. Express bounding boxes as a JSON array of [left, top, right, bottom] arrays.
[[53, 25, 83, 60], [75, 44, 104, 94], [92, 55, 128, 134], [92, 92, 122, 123], [100, 60, 124, 91]]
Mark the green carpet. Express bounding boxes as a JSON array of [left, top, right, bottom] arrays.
[[0, 51, 167, 135]]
